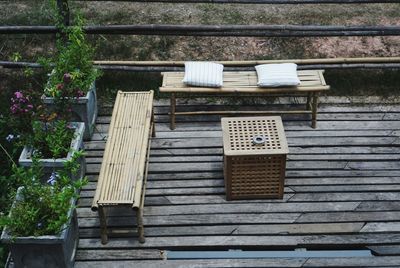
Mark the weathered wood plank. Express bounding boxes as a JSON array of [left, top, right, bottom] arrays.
[[289, 185, 400, 192], [75, 249, 162, 260], [296, 211, 400, 223], [77, 193, 296, 207], [153, 121, 400, 131], [75, 258, 307, 268], [355, 201, 400, 211], [361, 222, 400, 233], [82, 177, 400, 189], [85, 136, 400, 150], [303, 256, 400, 266], [86, 154, 400, 164], [86, 146, 400, 157], [368, 245, 400, 256], [78, 234, 400, 248], [149, 193, 400, 205], [85, 160, 400, 174], [74, 257, 400, 268], [78, 223, 365, 238], [77, 202, 361, 217], [97, 112, 400, 124], [78, 212, 302, 227]]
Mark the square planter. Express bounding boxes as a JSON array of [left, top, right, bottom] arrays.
[[42, 82, 98, 140], [18, 122, 86, 182], [1, 188, 79, 268]]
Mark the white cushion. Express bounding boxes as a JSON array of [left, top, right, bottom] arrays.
[[255, 63, 300, 87], [183, 62, 224, 87]]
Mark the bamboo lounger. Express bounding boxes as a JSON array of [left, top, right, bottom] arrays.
[[160, 70, 330, 129], [91, 91, 155, 244]]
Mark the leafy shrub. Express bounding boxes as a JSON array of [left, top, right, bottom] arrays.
[[44, 15, 100, 100], [0, 153, 86, 237]]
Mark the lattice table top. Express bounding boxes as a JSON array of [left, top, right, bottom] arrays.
[[221, 116, 289, 156]]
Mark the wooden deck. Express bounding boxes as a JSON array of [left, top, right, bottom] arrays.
[[76, 96, 400, 267]]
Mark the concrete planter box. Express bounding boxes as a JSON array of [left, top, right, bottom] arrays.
[[1, 188, 79, 268], [42, 81, 98, 140], [18, 122, 86, 182]]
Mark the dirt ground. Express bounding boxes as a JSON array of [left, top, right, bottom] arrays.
[[0, 2, 400, 61]]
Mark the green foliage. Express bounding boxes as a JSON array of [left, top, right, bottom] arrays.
[[0, 153, 87, 237], [29, 120, 75, 159], [325, 69, 400, 96], [97, 72, 162, 101], [11, 52, 22, 62], [44, 11, 100, 99]]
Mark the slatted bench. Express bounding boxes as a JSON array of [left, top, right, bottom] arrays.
[[91, 91, 155, 244], [160, 70, 330, 129]]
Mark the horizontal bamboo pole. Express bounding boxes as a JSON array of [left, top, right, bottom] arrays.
[[95, 57, 400, 66], [2, 61, 400, 71], [73, 0, 400, 3], [175, 110, 312, 115], [1, 25, 400, 37]]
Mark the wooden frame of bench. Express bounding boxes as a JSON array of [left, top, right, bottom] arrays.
[[91, 91, 155, 244], [160, 70, 329, 130]]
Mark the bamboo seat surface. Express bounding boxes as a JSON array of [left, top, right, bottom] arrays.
[[160, 70, 329, 93], [91, 90, 154, 244]]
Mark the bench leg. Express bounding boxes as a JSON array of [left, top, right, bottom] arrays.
[[170, 93, 176, 130], [137, 182, 146, 243], [137, 207, 145, 243], [151, 109, 156, 137], [311, 92, 319, 129], [98, 206, 108, 245]]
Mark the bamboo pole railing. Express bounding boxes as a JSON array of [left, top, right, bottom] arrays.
[[72, 0, 400, 3], [2, 57, 400, 72], [1, 25, 400, 37], [95, 57, 400, 66]]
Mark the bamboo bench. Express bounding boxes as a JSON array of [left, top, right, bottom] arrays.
[[159, 70, 330, 129], [91, 91, 155, 244]]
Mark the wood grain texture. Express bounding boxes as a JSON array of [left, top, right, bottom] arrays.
[[75, 98, 400, 266]]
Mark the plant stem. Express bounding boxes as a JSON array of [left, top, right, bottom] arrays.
[[0, 143, 17, 167]]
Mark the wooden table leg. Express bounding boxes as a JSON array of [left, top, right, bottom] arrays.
[[98, 206, 108, 245], [170, 93, 176, 130], [311, 92, 319, 129], [306, 92, 312, 110]]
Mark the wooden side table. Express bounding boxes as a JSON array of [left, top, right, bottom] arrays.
[[221, 116, 289, 200]]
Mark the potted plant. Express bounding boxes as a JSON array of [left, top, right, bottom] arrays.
[[0, 155, 86, 268], [18, 120, 86, 182], [8, 90, 86, 181], [42, 15, 100, 140]]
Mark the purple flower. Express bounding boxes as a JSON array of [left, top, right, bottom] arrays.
[[76, 90, 85, 98], [63, 73, 72, 83], [5, 134, 14, 142], [56, 83, 64, 91], [10, 104, 18, 114], [14, 91, 23, 99], [47, 172, 58, 186]]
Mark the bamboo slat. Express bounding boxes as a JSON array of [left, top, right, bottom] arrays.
[[91, 91, 154, 243], [160, 69, 328, 129], [160, 70, 328, 93]]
